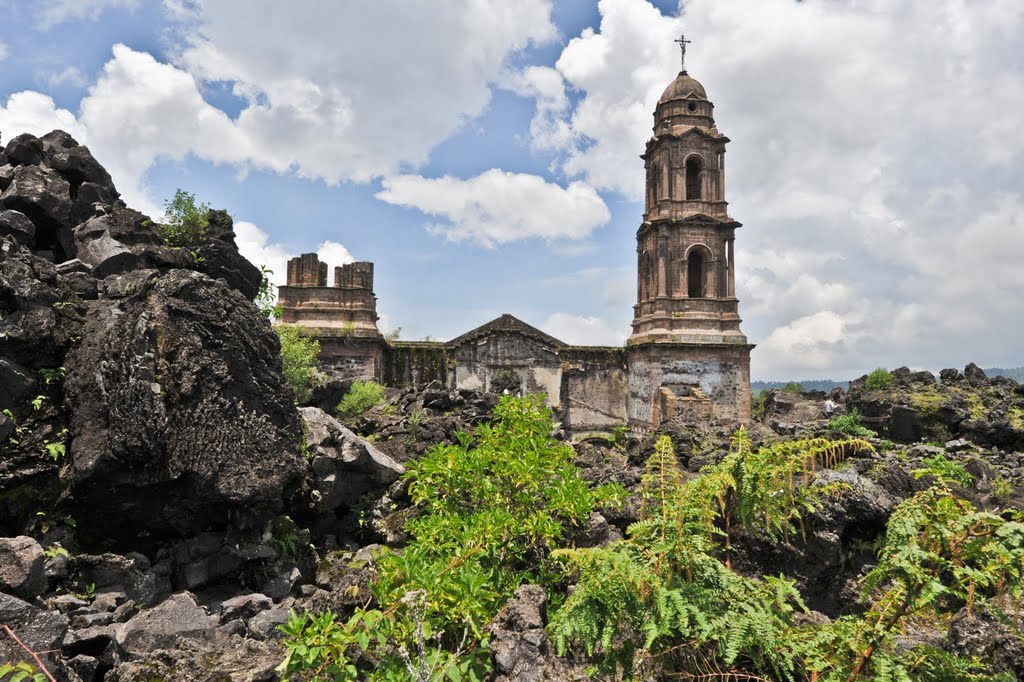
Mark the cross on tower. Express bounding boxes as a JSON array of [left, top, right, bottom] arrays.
[[674, 34, 692, 72]]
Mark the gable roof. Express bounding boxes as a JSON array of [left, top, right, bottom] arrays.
[[447, 313, 566, 349]]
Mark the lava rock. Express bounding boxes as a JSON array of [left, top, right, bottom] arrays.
[[63, 269, 306, 552], [0, 535, 46, 599], [488, 585, 587, 682], [115, 593, 217, 658], [0, 165, 71, 249], [0, 210, 35, 247], [5, 133, 44, 166], [301, 406, 405, 511], [0, 592, 68, 672], [50, 145, 117, 195]]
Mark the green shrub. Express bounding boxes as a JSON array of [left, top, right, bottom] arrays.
[[865, 367, 893, 390], [781, 381, 804, 394], [275, 325, 324, 404], [159, 189, 209, 248], [827, 410, 876, 438], [336, 380, 387, 419], [913, 454, 974, 488], [279, 394, 626, 680], [991, 475, 1014, 504]]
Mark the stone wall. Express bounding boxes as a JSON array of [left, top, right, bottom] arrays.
[[560, 348, 628, 432], [318, 336, 384, 382], [627, 343, 751, 433], [382, 342, 449, 386]]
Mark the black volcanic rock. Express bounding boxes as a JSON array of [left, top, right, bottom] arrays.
[[50, 145, 118, 196], [5, 133, 44, 166], [63, 269, 306, 551], [0, 165, 72, 255]]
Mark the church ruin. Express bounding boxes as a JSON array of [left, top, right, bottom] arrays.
[[277, 42, 753, 432]]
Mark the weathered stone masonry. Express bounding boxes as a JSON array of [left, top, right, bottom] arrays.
[[277, 63, 753, 433]]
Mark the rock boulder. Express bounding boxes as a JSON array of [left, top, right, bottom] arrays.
[[64, 269, 307, 551]]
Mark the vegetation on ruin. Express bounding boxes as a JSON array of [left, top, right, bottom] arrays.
[[865, 367, 894, 390], [337, 380, 388, 419], [279, 394, 626, 680], [158, 188, 209, 248], [275, 325, 325, 404]]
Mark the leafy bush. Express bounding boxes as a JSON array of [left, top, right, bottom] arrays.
[[865, 367, 893, 390], [275, 325, 324, 404], [279, 395, 626, 680], [782, 381, 804, 394], [159, 189, 209, 248], [913, 453, 974, 488], [337, 380, 387, 419], [827, 410, 876, 438]]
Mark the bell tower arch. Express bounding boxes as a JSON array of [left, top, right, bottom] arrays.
[[626, 36, 753, 429]]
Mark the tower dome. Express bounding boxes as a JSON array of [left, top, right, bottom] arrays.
[[658, 71, 707, 103]]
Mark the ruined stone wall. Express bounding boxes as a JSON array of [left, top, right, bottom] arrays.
[[452, 333, 562, 406], [382, 342, 450, 387], [318, 337, 384, 382], [560, 347, 628, 432], [626, 343, 751, 433]]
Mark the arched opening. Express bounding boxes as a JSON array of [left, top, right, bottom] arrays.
[[685, 156, 703, 200], [687, 249, 705, 298]]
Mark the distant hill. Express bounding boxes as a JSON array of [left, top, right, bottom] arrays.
[[985, 366, 1024, 382], [751, 379, 848, 395], [752, 367, 1021, 395]]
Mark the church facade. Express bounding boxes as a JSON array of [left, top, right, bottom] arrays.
[[277, 58, 753, 432]]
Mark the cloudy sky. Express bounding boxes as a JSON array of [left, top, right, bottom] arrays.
[[1, 0, 1022, 380]]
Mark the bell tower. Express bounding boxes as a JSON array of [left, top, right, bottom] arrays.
[[626, 37, 753, 429]]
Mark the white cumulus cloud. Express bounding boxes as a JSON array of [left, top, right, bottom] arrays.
[[0, 91, 87, 145], [375, 170, 610, 248]]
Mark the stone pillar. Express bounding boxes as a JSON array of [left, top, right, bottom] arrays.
[[727, 239, 735, 297]]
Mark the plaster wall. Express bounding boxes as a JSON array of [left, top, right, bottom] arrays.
[[452, 333, 562, 406]]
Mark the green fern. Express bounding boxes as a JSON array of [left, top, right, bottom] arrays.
[[0, 662, 47, 682]]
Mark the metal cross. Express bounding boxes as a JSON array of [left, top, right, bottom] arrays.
[[674, 34, 692, 72]]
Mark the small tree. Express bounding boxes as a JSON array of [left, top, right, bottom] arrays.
[[160, 189, 210, 248], [275, 325, 324, 404]]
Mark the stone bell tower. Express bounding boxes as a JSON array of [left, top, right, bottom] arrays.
[[626, 37, 753, 429]]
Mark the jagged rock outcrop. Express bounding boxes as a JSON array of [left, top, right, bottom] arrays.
[[848, 364, 1024, 450], [63, 268, 307, 550]]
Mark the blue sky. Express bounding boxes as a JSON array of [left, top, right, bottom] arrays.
[[2, 0, 1023, 380]]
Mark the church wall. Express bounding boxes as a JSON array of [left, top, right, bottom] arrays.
[[317, 337, 385, 383], [382, 342, 450, 387], [626, 344, 751, 434], [560, 348, 628, 431], [452, 333, 562, 406]]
